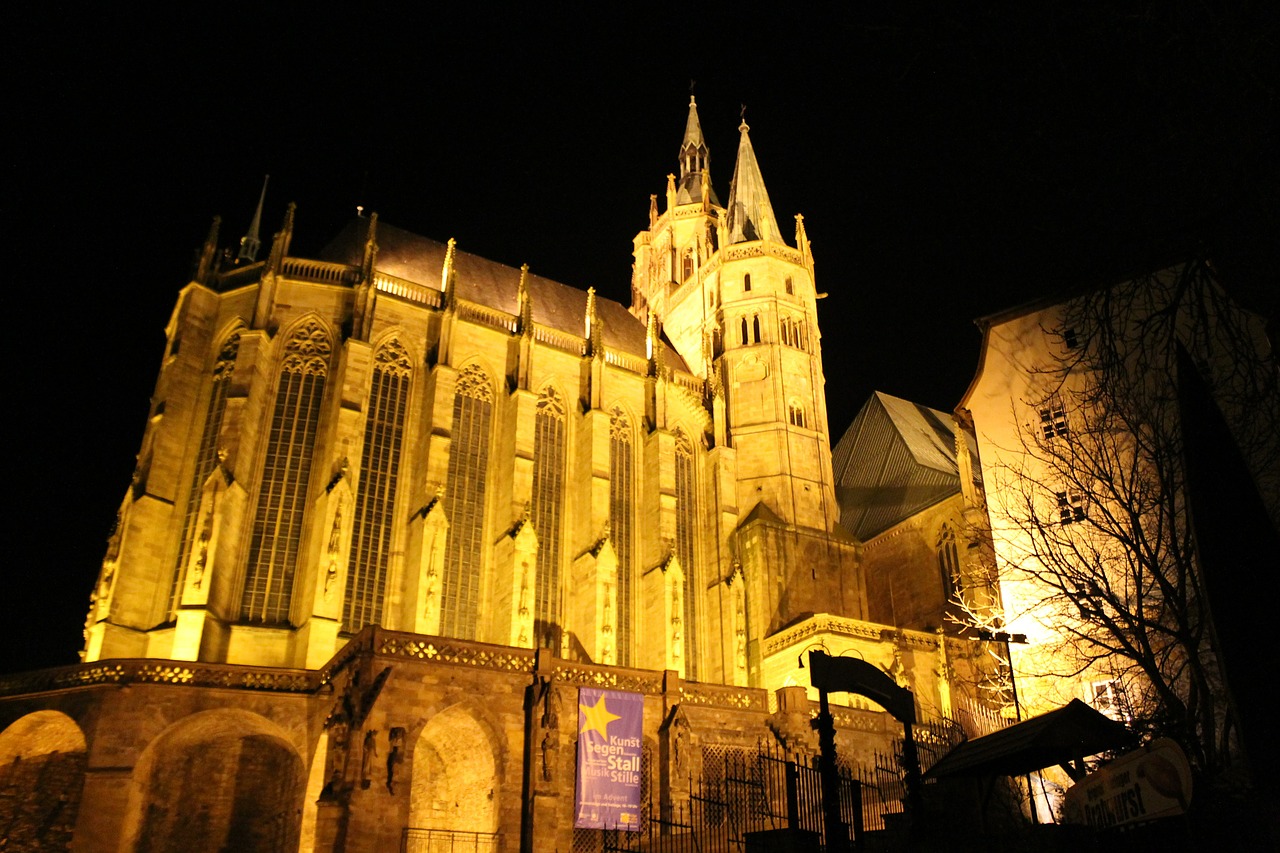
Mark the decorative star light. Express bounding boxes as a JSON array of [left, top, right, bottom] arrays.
[[579, 694, 622, 739]]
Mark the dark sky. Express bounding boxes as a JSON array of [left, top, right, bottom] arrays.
[[5, 4, 1275, 673]]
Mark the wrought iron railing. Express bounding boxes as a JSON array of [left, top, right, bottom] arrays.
[[400, 828, 499, 852]]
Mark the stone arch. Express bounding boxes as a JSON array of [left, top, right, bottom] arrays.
[[408, 703, 502, 840], [297, 731, 329, 853], [120, 708, 305, 853], [0, 711, 87, 850]]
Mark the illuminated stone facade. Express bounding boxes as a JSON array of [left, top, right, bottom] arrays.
[[960, 262, 1278, 734], [0, 99, 999, 851]]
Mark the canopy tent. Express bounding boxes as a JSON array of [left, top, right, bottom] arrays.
[[925, 699, 1136, 781]]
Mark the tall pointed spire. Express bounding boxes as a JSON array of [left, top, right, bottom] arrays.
[[441, 238, 458, 307], [237, 175, 269, 263], [676, 97, 717, 205], [195, 216, 221, 284], [725, 118, 780, 245]]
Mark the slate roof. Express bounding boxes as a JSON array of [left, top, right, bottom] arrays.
[[832, 391, 968, 540], [321, 218, 689, 372]]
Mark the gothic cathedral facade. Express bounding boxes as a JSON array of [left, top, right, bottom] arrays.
[[83, 98, 867, 684]]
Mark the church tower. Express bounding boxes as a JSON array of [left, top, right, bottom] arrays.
[[630, 102, 839, 533], [630, 102, 862, 681]]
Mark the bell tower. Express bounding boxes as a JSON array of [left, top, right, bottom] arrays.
[[631, 103, 839, 533]]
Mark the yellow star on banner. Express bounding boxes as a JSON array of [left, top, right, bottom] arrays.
[[579, 694, 622, 739]]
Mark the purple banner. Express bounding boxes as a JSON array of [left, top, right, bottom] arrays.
[[574, 687, 643, 830]]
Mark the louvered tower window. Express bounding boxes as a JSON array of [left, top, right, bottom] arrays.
[[441, 365, 493, 639], [343, 340, 411, 631], [168, 331, 240, 619], [609, 409, 634, 666], [674, 429, 699, 679], [241, 320, 331, 623], [532, 387, 566, 649]]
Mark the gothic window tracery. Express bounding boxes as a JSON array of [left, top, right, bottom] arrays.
[[169, 330, 240, 619], [937, 524, 961, 600], [609, 408, 634, 665], [442, 365, 494, 639], [532, 387, 566, 648], [343, 339, 412, 632], [674, 429, 698, 679], [242, 320, 331, 623]]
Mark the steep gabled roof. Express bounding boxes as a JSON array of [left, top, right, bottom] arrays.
[[832, 392, 963, 540], [321, 218, 689, 372]]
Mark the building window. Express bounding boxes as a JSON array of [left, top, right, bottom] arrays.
[[343, 340, 411, 632], [740, 317, 749, 346], [610, 409, 634, 666], [785, 276, 793, 295], [532, 388, 566, 649], [169, 330, 240, 619], [1090, 679, 1129, 722], [682, 249, 693, 282], [242, 320, 331, 623], [1057, 489, 1086, 525], [674, 429, 698, 680], [787, 401, 807, 429], [1062, 327, 1080, 349], [937, 524, 961, 600], [442, 365, 494, 639], [744, 273, 752, 292], [752, 315, 761, 344], [779, 317, 807, 350], [1039, 393, 1069, 439]]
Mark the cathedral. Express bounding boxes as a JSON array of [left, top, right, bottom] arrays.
[[0, 98, 999, 851]]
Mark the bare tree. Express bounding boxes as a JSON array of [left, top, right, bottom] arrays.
[[991, 259, 1278, 781]]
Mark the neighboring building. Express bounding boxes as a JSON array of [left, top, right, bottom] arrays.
[[959, 260, 1278, 778], [833, 391, 999, 636], [0, 98, 998, 851]]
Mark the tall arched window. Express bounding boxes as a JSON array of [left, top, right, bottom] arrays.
[[343, 339, 412, 632], [442, 365, 494, 639], [242, 320, 331, 623], [740, 317, 749, 346], [532, 388, 566, 648], [743, 273, 752, 292], [674, 430, 698, 679], [609, 409, 634, 666], [752, 315, 761, 344], [938, 524, 961, 600], [169, 330, 240, 619]]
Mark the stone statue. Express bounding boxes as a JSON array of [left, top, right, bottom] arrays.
[[386, 727, 405, 794], [361, 729, 378, 789]]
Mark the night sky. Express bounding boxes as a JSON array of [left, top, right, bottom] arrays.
[[5, 4, 1275, 674]]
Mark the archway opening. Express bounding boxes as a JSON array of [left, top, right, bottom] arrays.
[[408, 705, 499, 847], [0, 711, 87, 850], [125, 709, 304, 853]]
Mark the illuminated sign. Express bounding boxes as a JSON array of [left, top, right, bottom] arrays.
[[1062, 738, 1192, 830], [574, 688, 643, 830]]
